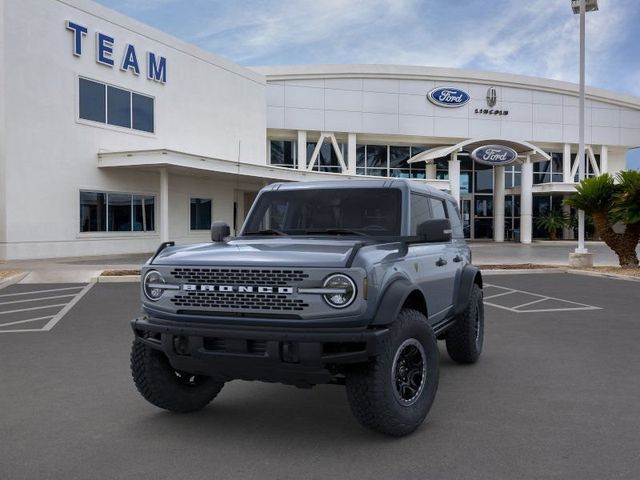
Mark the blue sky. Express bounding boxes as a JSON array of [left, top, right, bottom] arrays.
[[95, 0, 640, 169]]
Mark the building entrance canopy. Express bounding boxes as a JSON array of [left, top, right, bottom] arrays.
[[407, 138, 551, 164]]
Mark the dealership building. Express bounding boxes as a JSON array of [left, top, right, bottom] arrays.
[[1, 0, 640, 260]]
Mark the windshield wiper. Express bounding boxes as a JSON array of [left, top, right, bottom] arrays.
[[244, 229, 288, 236], [303, 228, 370, 237]]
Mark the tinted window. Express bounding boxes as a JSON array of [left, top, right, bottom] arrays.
[[80, 191, 106, 232], [190, 198, 212, 230], [244, 188, 402, 236], [429, 198, 447, 219], [107, 86, 131, 128], [132, 93, 154, 133], [446, 201, 464, 238], [133, 195, 155, 231], [410, 194, 431, 235], [270, 140, 296, 168], [79, 78, 106, 123], [108, 193, 133, 231]]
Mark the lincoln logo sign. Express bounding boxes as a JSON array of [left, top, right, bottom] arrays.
[[427, 87, 470, 108], [183, 284, 294, 294], [471, 145, 518, 166]]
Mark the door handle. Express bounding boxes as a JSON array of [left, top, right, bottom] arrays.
[[453, 255, 463, 263], [435, 257, 447, 267]]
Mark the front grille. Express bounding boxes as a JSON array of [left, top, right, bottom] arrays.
[[170, 292, 309, 311], [170, 268, 309, 285]]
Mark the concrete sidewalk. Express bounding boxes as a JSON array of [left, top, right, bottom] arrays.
[[1, 242, 637, 284]]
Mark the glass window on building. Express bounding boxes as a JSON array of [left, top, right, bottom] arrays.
[[534, 153, 564, 184], [505, 165, 521, 188], [78, 78, 154, 133], [474, 163, 493, 193], [270, 140, 296, 168], [306, 142, 345, 173], [133, 195, 155, 231], [365, 144, 387, 176], [132, 93, 154, 133], [107, 86, 131, 128], [435, 157, 449, 180], [80, 191, 155, 233], [80, 191, 106, 232], [389, 146, 411, 178], [190, 198, 212, 230], [79, 78, 106, 123], [108, 193, 133, 232]]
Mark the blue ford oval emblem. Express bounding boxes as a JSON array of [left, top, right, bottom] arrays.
[[427, 87, 470, 108], [471, 145, 518, 166]]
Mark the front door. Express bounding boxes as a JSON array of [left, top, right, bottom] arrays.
[[461, 196, 472, 239]]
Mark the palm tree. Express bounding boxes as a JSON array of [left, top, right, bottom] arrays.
[[565, 172, 640, 267], [535, 209, 569, 240]]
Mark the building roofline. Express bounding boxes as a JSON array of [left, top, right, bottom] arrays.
[[251, 64, 640, 109]]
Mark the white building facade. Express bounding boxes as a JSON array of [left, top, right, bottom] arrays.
[[1, 0, 640, 260]]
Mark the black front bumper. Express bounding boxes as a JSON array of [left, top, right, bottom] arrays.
[[131, 316, 389, 386]]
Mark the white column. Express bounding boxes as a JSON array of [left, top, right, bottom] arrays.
[[297, 130, 307, 170], [159, 168, 169, 243], [563, 143, 573, 183], [347, 133, 357, 175], [600, 145, 608, 174], [493, 165, 505, 242], [448, 153, 461, 206], [520, 158, 533, 244], [425, 163, 437, 180]]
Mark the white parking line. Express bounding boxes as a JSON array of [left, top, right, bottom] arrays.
[[483, 283, 602, 313], [0, 283, 94, 333], [0, 293, 78, 306], [0, 286, 84, 298]]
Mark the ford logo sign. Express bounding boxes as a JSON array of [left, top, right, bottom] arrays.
[[471, 145, 518, 166], [427, 87, 470, 108]]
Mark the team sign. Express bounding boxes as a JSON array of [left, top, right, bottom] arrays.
[[66, 21, 167, 84]]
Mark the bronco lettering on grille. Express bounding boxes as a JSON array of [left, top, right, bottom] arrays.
[[182, 284, 295, 294]]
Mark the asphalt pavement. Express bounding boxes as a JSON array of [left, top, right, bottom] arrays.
[[1, 273, 639, 480]]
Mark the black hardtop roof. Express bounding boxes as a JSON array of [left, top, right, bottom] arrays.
[[262, 179, 454, 202]]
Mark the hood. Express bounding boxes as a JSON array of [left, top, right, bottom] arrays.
[[151, 238, 363, 268]]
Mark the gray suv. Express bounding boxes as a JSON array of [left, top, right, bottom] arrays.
[[130, 179, 484, 436]]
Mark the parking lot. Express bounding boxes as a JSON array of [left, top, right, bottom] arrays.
[[1, 273, 639, 479]]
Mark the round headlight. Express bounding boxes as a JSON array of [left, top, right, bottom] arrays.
[[322, 274, 356, 309], [143, 270, 165, 301]]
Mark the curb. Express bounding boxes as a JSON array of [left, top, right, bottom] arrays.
[[0, 271, 29, 290], [481, 268, 564, 275], [566, 269, 640, 282], [93, 275, 141, 283]]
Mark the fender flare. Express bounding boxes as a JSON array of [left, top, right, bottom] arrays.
[[371, 277, 423, 326], [453, 265, 483, 316]]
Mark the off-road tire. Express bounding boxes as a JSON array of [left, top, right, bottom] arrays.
[[345, 309, 439, 437], [131, 340, 224, 413], [445, 283, 484, 364]]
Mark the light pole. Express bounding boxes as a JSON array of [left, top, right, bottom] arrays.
[[570, 0, 598, 262]]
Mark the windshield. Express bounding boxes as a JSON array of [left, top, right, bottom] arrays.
[[242, 188, 402, 237]]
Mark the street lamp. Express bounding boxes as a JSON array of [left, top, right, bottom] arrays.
[[571, 0, 597, 262]]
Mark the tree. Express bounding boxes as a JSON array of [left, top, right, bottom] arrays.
[[535, 209, 569, 240], [565, 172, 640, 267]]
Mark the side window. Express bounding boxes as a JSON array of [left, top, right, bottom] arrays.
[[446, 200, 464, 238], [410, 193, 431, 234], [429, 198, 447, 220]]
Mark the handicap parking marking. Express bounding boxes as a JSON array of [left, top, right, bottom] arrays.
[[0, 283, 94, 333], [483, 283, 602, 313]]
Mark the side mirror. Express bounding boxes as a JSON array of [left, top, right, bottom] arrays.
[[211, 221, 230, 243], [416, 219, 452, 243]]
